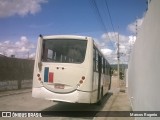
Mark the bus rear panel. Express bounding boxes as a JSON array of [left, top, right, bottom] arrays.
[[32, 35, 93, 103], [32, 35, 111, 104]]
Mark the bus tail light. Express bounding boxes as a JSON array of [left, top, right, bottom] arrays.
[[78, 76, 85, 85], [37, 74, 40, 77], [82, 76, 85, 80], [37, 73, 42, 82], [79, 80, 83, 84]]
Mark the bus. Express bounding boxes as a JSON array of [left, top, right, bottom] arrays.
[[32, 35, 111, 104]]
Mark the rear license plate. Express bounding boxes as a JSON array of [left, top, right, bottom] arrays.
[[54, 84, 64, 89]]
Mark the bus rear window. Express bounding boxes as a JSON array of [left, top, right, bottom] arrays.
[[42, 39, 87, 63]]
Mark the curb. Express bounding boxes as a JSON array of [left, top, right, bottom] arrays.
[[0, 89, 32, 97]]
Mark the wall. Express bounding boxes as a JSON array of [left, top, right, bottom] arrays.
[[128, 0, 160, 114], [0, 57, 34, 91]]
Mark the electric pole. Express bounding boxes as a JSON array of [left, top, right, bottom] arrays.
[[136, 18, 138, 37], [148, 0, 151, 9]]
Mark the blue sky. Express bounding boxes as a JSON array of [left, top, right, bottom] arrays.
[[0, 0, 147, 63]]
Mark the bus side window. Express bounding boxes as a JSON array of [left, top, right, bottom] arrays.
[[105, 61, 107, 75], [105, 62, 108, 75], [103, 59, 106, 74], [101, 57, 104, 73], [98, 54, 102, 73], [107, 62, 109, 75], [95, 50, 99, 72], [93, 47, 96, 71]]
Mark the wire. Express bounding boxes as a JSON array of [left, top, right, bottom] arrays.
[[104, 0, 117, 39], [89, 0, 115, 49], [89, 0, 108, 31]]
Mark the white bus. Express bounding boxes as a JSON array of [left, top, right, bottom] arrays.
[[32, 35, 111, 104]]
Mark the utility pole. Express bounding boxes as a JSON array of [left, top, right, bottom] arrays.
[[148, 0, 151, 9], [117, 32, 120, 87], [136, 18, 138, 37]]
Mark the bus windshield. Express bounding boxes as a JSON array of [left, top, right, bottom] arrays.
[[42, 39, 87, 63]]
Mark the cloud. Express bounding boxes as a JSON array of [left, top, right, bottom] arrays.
[[100, 31, 137, 64], [101, 32, 129, 45], [15, 36, 35, 51], [96, 18, 143, 64], [129, 35, 136, 46], [0, 0, 47, 18], [101, 32, 130, 48], [93, 38, 106, 49], [101, 48, 113, 56], [127, 17, 144, 34], [29, 53, 36, 58], [0, 36, 35, 59], [101, 32, 117, 41]]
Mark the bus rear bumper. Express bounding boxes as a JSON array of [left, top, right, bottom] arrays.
[[32, 87, 91, 103]]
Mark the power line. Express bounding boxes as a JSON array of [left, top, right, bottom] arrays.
[[90, 0, 109, 31], [104, 0, 117, 40], [89, 0, 124, 65], [89, 0, 115, 49]]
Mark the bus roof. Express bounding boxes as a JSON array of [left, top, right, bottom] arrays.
[[40, 35, 91, 40]]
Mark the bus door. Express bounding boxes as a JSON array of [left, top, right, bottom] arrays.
[[97, 54, 102, 100]]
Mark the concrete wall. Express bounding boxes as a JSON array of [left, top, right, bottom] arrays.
[[0, 80, 32, 91], [0, 57, 34, 91], [128, 0, 160, 113]]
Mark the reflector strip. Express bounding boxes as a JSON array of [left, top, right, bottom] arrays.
[[49, 72, 54, 83], [44, 67, 49, 82]]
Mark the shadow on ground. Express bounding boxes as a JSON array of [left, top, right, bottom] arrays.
[[40, 92, 113, 118]]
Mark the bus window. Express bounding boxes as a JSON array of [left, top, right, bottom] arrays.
[[98, 54, 102, 73], [106, 62, 109, 75], [93, 47, 96, 71], [95, 50, 99, 72], [105, 61, 107, 75], [101, 57, 104, 73], [42, 39, 87, 63], [103, 59, 106, 74]]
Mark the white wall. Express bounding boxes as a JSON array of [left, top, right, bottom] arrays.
[[128, 0, 160, 114]]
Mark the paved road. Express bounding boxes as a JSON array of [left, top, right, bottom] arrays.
[[0, 76, 133, 120], [0, 90, 113, 120], [0, 91, 53, 111]]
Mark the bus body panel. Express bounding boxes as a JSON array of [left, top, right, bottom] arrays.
[[32, 87, 91, 103], [32, 35, 110, 104]]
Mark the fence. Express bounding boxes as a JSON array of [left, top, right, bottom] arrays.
[[0, 57, 34, 91]]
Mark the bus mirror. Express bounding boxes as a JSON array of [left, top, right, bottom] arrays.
[[38, 62, 42, 71]]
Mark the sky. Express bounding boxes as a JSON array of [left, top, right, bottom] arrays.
[[0, 0, 147, 64]]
